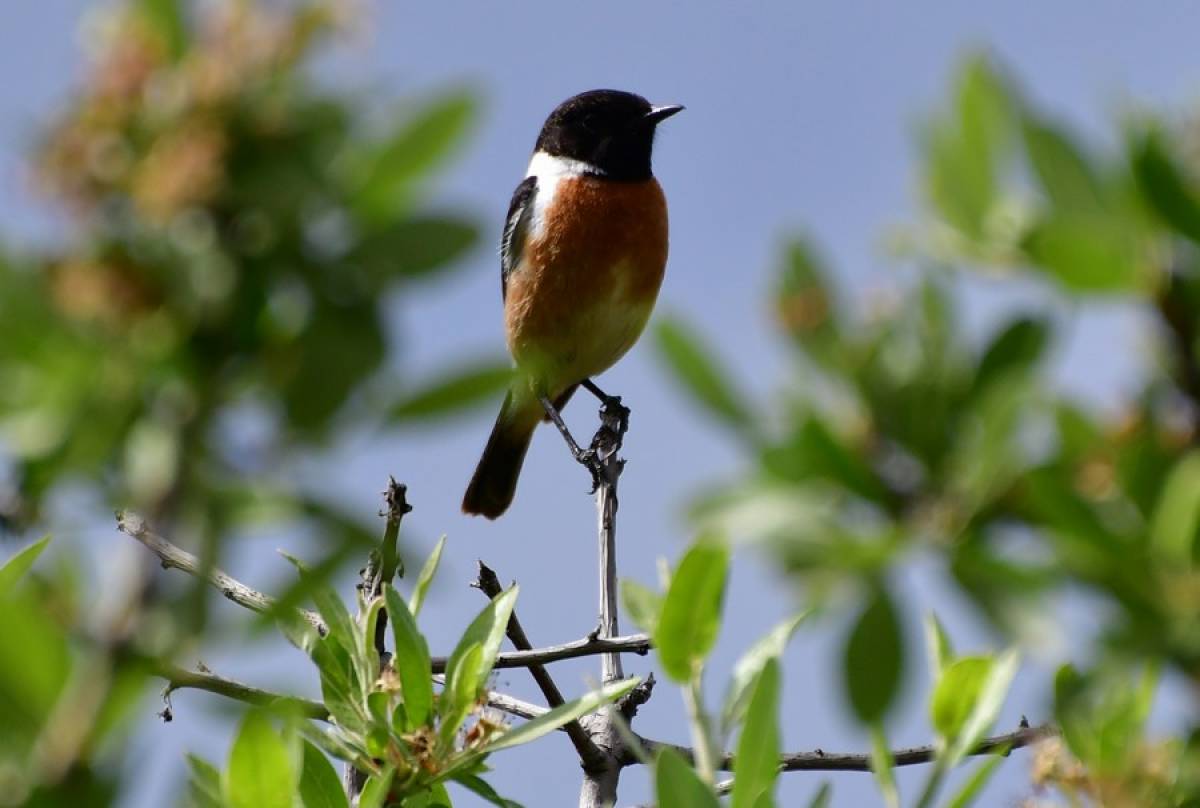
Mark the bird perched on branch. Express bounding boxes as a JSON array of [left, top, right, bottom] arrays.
[[462, 90, 682, 519]]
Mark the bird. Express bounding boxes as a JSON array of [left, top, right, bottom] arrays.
[[462, 89, 683, 519]]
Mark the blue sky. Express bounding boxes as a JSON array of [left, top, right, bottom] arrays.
[[3, 2, 1200, 806]]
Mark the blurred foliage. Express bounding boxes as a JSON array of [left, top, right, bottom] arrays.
[[0, 0, 526, 803], [0, 0, 494, 535], [655, 54, 1200, 805]]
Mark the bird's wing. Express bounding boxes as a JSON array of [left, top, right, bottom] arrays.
[[501, 175, 538, 301]]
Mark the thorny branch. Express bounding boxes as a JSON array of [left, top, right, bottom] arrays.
[[474, 561, 607, 770]]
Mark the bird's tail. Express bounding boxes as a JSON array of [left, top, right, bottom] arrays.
[[462, 389, 542, 519]]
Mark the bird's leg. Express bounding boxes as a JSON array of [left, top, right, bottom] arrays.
[[538, 395, 601, 483]]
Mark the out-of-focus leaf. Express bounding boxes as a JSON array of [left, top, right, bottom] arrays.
[[761, 417, 890, 505], [138, 0, 187, 60], [0, 535, 50, 592], [943, 650, 1019, 769], [1022, 213, 1144, 293], [481, 677, 638, 754], [972, 317, 1050, 396], [843, 585, 904, 723], [1131, 129, 1200, 244], [722, 613, 807, 733], [353, 214, 479, 281], [655, 747, 720, 808], [924, 55, 1013, 236], [388, 362, 513, 423], [279, 301, 387, 433], [224, 710, 294, 808], [1151, 450, 1200, 567], [945, 753, 1006, 808], [654, 317, 754, 434], [0, 590, 71, 758], [806, 783, 832, 808], [931, 656, 993, 741], [1022, 116, 1105, 212], [298, 741, 348, 808], [731, 658, 781, 808], [384, 584, 433, 729], [410, 535, 446, 618], [656, 538, 729, 682], [620, 579, 662, 635], [869, 724, 900, 808], [775, 239, 841, 365], [186, 755, 224, 808], [351, 91, 478, 222], [923, 613, 954, 679]]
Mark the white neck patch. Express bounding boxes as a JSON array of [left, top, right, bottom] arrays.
[[522, 151, 603, 238], [525, 150, 603, 181]]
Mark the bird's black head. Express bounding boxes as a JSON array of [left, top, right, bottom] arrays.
[[534, 90, 683, 181]]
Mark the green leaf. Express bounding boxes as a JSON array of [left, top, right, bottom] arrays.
[[922, 613, 954, 679], [731, 658, 781, 808], [388, 363, 513, 423], [924, 55, 1013, 236], [186, 755, 223, 808], [972, 317, 1049, 395], [944, 649, 1019, 769], [722, 613, 807, 733], [654, 747, 721, 808], [298, 741, 349, 808], [944, 753, 1007, 808], [224, 710, 295, 808], [480, 677, 639, 753], [442, 586, 518, 711], [931, 656, 993, 741], [843, 586, 904, 723], [410, 535, 446, 618], [0, 535, 50, 593], [1131, 129, 1200, 244], [453, 774, 522, 807], [352, 91, 478, 222], [1150, 450, 1200, 567], [384, 584, 434, 728], [1022, 116, 1105, 212], [137, 0, 187, 60], [654, 317, 753, 433], [619, 579, 663, 634], [353, 214, 480, 280], [357, 769, 394, 808], [869, 725, 900, 808], [442, 642, 484, 742], [655, 539, 730, 682], [1022, 213, 1144, 293], [806, 783, 832, 808]]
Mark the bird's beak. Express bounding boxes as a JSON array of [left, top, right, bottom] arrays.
[[643, 104, 685, 125]]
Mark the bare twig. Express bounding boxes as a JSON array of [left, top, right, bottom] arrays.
[[630, 722, 1053, 773], [474, 561, 606, 769], [155, 661, 329, 720], [430, 633, 650, 673], [361, 478, 412, 658], [116, 510, 326, 635]]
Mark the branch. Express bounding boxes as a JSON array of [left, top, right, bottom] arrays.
[[154, 661, 328, 721], [631, 722, 1053, 773], [157, 662, 551, 726], [429, 633, 651, 673], [116, 510, 327, 635], [474, 561, 606, 769]]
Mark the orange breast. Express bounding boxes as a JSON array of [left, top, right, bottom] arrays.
[[504, 176, 668, 391]]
